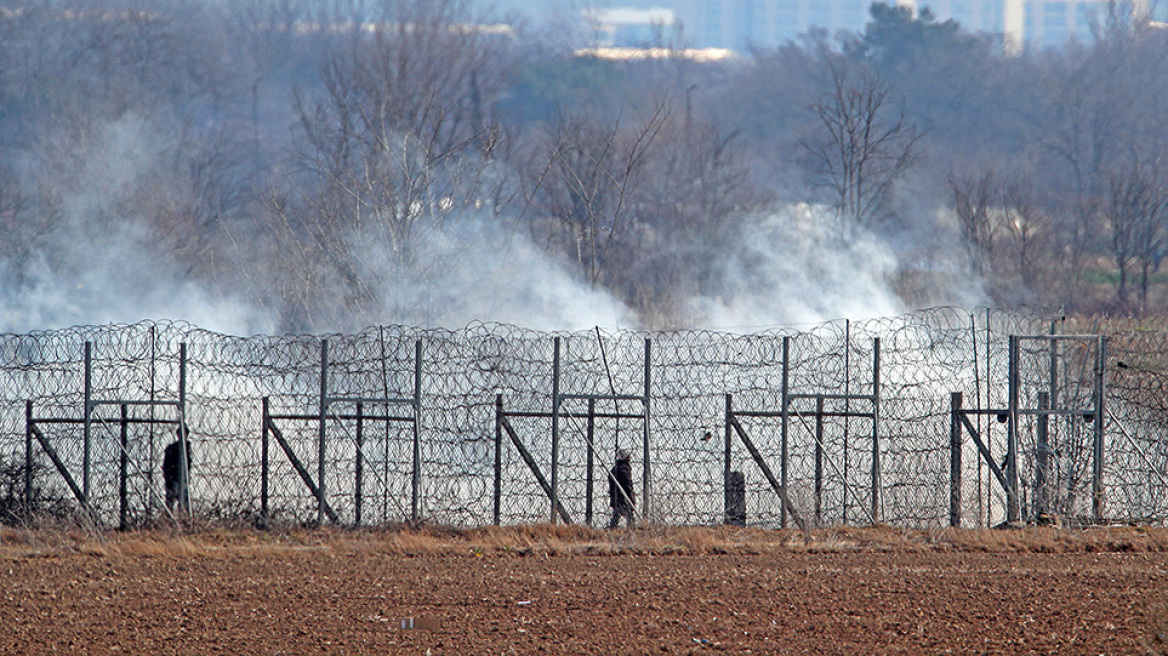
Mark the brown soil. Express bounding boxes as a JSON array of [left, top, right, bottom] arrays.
[[2, 526, 1168, 655]]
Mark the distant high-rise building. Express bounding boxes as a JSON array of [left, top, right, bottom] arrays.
[[657, 0, 1116, 52]]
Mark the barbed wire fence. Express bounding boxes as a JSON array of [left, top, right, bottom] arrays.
[[3, 307, 1168, 530]]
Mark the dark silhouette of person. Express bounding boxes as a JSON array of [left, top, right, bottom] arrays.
[[163, 425, 192, 512], [608, 449, 635, 529]]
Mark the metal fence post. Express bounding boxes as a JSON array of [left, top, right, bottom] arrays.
[[550, 336, 561, 524], [814, 395, 824, 527], [950, 392, 962, 528], [723, 393, 732, 500], [24, 400, 33, 518], [318, 339, 328, 525], [586, 397, 596, 527], [1035, 392, 1050, 519], [119, 403, 128, 530], [178, 342, 189, 514], [1007, 335, 1021, 524], [871, 337, 881, 524], [1093, 336, 1107, 524], [494, 394, 503, 526], [83, 341, 92, 502], [642, 337, 651, 521], [261, 396, 269, 523], [781, 336, 790, 528], [355, 402, 364, 527], [412, 339, 422, 523]]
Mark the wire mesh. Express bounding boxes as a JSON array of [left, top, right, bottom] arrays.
[[4, 308, 1168, 529]]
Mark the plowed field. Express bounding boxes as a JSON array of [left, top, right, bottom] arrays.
[[3, 526, 1168, 655]]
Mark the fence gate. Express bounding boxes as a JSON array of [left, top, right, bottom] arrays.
[[261, 339, 422, 526], [493, 336, 650, 526], [24, 340, 188, 529], [724, 336, 880, 530], [950, 334, 1106, 526]]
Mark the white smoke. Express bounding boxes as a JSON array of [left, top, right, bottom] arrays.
[[0, 248, 270, 335], [1, 115, 945, 336], [352, 214, 637, 332], [0, 114, 275, 336], [683, 204, 905, 330]]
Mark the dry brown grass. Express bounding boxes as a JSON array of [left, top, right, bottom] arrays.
[[4, 523, 1168, 560]]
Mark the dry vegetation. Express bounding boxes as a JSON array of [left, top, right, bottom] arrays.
[[4, 523, 1168, 560]]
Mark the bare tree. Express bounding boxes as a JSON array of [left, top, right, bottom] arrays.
[[800, 62, 924, 236], [948, 169, 998, 279], [1104, 167, 1168, 310], [267, 0, 516, 329], [526, 99, 669, 287], [999, 180, 1047, 296], [627, 113, 765, 325]]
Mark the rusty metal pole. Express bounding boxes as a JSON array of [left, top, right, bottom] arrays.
[[950, 392, 962, 528]]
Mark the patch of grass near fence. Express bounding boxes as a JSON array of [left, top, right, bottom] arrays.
[[4, 523, 1168, 559]]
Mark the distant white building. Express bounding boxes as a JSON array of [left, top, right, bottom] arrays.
[[590, 0, 1142, 52]]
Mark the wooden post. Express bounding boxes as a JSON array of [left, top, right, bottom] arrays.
[[494, 395, 503, 526], [950, 392, 962, 528], [586, 397, 596, 527]]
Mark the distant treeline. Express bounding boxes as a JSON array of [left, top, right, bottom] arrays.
[[1, 1, 1166, 332]]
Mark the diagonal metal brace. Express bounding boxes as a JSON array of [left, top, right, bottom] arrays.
[[500, 415, 573, 524], [957, 413, 1010, 492], [29, 422, 94, 517], [728, 414, 809, 536], [265, 417, 339, 524]]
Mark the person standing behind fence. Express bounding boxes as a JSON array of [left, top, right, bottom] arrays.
[[163, 425, 192, 512], [608, 449, 635, 529]]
